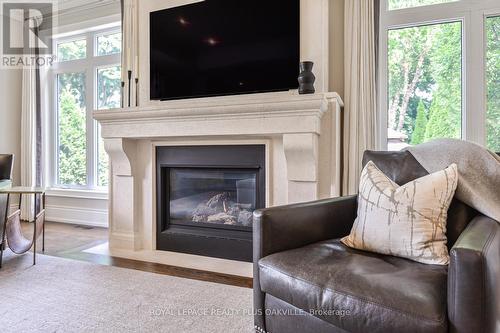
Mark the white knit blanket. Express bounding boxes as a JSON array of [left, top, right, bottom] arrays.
[[407, 139, 500, 222]]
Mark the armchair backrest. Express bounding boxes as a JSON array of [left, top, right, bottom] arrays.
[[0, 154, 13, 181], [0, 154, 14, 245], [362, 150, 478, 249]]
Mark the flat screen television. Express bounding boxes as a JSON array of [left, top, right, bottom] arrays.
[[150, 0, 300, 101]]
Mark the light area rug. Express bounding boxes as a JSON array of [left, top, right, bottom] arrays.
[[0, 250, 253, 333]]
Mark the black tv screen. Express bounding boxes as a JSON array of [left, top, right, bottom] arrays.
[[150, 0, 300, 100]]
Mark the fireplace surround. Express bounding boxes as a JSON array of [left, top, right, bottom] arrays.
[[156, 145, 265, 261], [93, 91, 343, 275]]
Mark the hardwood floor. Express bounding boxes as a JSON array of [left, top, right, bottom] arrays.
[[20, 221, 252, 288], [22, 221, 108, 256]]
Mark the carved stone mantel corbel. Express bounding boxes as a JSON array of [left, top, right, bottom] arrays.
[[104, 138, 136, 177], [103, 138, 141, 250]]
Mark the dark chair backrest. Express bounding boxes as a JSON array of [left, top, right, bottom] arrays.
[[0, 154, 14, 181], [0, 154, 14, 246], [362, 150, 477, 249]]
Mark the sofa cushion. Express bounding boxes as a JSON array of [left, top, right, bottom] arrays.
[[258, 239, 448, 333]]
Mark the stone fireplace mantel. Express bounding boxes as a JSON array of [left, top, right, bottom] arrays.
[[93, 91, 343, 274], [94, 91, 341, 138]]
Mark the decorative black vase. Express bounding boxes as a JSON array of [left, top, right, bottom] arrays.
[[298, 61, 316, 94]]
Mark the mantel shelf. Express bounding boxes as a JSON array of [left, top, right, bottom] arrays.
[[93, 91, 343, 139]]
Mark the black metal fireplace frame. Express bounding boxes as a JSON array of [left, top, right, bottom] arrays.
[[156, 145, 266, 262]]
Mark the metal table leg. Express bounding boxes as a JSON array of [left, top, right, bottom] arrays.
[[0, 193, 10, 269], [42, 193, 45, 252], [33, 193, 36, 266]]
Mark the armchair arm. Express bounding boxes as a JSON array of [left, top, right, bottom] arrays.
[[253, 195, 357, 260], [253, 195, 357, 333], [448, 215, 499, 333]]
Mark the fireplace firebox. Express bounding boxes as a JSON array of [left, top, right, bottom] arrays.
[[156, 145, 265, 262]]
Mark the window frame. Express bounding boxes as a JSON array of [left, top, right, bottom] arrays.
[[50, 26, 121, 190], [378, 0, 500, 150]]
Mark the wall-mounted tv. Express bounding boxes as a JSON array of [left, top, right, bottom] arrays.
[[150, 0, 300, 101]]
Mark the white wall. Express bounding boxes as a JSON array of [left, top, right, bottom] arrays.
[[134, 0, 346, 100], [137, 0, 335, 107], [0, 69, 22, 185]]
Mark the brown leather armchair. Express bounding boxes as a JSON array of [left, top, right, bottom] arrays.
[[253, 150, 499, 333]]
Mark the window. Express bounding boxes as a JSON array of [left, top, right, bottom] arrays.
[[52, 27, 121, 189], [96, 66, 121, 110], [57, 72, 87, 186], [387, 22, 462, 150], [57, 39, 87, 61], [380, 0, 500, 150], [96, 32, 121, 56]]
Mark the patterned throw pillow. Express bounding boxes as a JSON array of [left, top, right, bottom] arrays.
[[341, 161, 458, 265]]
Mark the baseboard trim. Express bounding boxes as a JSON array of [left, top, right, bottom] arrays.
[[45, 204, 108, 228], [47, 217, 108, 228], [10, 202, 108, 228]]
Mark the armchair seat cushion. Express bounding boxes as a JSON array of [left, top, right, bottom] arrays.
[[258, 239, 449, 333]]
